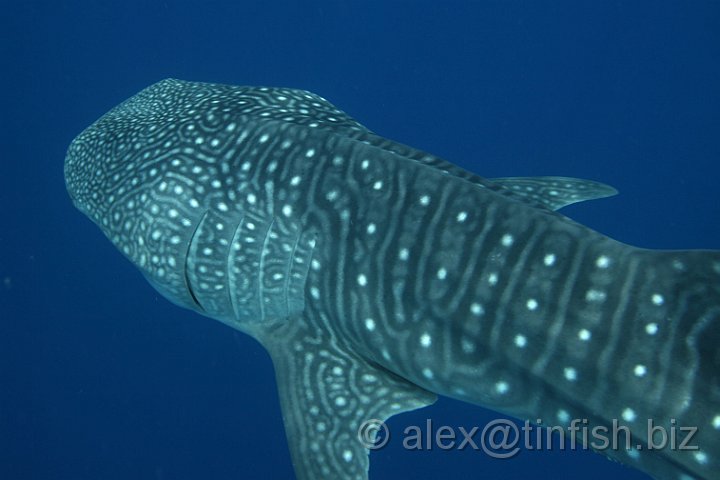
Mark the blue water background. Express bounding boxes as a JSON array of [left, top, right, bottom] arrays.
[[2, 1, 719, 479]]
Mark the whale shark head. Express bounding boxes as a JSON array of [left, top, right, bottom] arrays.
[[65, 79, 354, 324], [65, 81, 208, 312]]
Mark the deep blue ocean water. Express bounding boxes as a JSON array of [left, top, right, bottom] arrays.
[[2, 1, 719, 479]]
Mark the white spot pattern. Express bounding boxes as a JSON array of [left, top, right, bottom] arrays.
[[585, 289, 607, 302], [470, 303, 484, 316], [595, 255, 610, 268], [645, 323, 659, 335], [495, 381, 509, 394], [501, 234, 514, 247], [694, 451, 708, 465], [622, 408, 637, 422]]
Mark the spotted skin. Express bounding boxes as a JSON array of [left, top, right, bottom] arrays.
[[65, 79, 720, 480]]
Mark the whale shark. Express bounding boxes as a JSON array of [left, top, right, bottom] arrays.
[[64, 79, 720, 480]]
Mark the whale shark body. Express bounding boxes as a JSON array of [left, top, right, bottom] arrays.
[[65, 79, 720, 479]]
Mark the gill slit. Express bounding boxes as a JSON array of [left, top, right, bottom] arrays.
[[284, 229, 302, 317], [184, 210, 210, 312], [226, 213, 246, 321], [258, 217, 276, 321]]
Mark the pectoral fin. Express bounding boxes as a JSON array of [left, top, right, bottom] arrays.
[[264, 316, 436, 480]]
